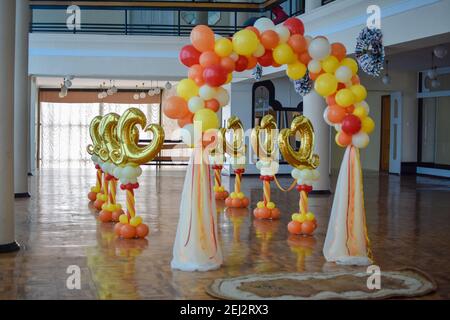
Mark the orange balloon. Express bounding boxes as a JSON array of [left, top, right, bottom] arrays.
[[337, 131, 352, 146], [260, 30, 279, 50], [272, 62, 281, 68], [88, 192, 97, 202], [188, 64, 203, 80], [120, 224, 137, 239], [246, 55, 257, 70], [253, 208, 261, 219], [351, 75, 360, 85], [205, 99, 220, 112], [177, 112, 194, 127], [114, 223, 124, 236], [309, 71, 323, 81], [225, 197, 233, 207], [231, 198, 242, 208], [136, 223, 149, 238], [94, 199, 104, 211], [346, 105, 355, 113], [220, 57, 235, 73], [301, 220, 316, 235], [298, 51, 312, 65], [271, 207, 281, 219], [98, 210, 112, 223], [328, 105, 346, 123], [241, 197, 249, 207], [259, 208, 271, 219], [190, 25, 215, 52], [112, 209, 124, 222], [199, 51, 220, 68], [288, 34, 307, 54], [288, 221, 302, 234], [245, 26, 260, 38], [331, 42, 347, 61], [163, 96, 189, 119], [326, 94, 336, 106]]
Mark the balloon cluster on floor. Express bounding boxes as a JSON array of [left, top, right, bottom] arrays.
[[87, 108, 164, 239]]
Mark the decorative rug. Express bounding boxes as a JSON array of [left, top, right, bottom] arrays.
[[206, 268, 436, 300]]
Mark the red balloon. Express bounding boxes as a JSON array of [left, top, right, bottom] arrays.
[[341, 114, 362, 135], [326, 94, 336, 106], [136, 223, 149, 238], [179, 45, 201, 67], [283, 17, 305, 35], [220, 57, 235, 73], [205, 99, 220, 112], [203, 65, 227, 87], [257, 50, 273, 67], [235, 55, 248, 72]]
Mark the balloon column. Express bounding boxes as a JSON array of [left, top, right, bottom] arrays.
[[111, 108, 164, 239], [87, 116, 107, 210], [97, 113, 125, 223], [251, 114, 281, 220], [221, 116, 249, 209], [279, 115, 320, 236], [209, 145, 229, 201]]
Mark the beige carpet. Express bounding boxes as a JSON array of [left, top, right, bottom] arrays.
[[207, 268, 436, 300]]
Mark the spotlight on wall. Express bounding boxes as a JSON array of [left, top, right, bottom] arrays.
[[434, 45, 448, 59], [431, 79, 441, 88], [165, 81, 172, 90]]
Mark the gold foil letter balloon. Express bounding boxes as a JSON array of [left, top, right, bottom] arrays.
[[219, 115, 246, 158], [98, 113, 121, 162], [87, 115, 103, 156], [115, 107, 165, 165], [278, 115, 319, 170], [251, 114, 277, 161]]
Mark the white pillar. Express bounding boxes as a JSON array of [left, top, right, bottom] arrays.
[[303, 89, 330, 192], [14, 0, 30, 197], [29, 77, 38, 175], [0, 0, 19, 252]]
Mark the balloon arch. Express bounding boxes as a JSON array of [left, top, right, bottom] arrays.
[[87, 17, 375, 272]]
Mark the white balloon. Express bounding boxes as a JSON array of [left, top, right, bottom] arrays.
[[323, 107, 333, 126], [123, 165, 136, 179], [334, 123, 342, 132], [215, 87, 229, 106], [308, 37, 331, 60], [270, 161, 279, 175], [291, 168, 301, 180], [335, 65, 352, 83], [352, 132, 370, 148], [181, 124, 194, 147], [308, 59, 322, 74], [256, 160, 263, 170], [188, 96, 205, 113], [229, 52, 239, 62], [254, 17, 274, 33], [135, 166, 143, 177], [253, 43, 265, 58], [113, 167, 122, 179], [304, 35, 312, 46], [199, 85, 217, 100], [275, 25, 290, 43], [312, 169, 320, 180]]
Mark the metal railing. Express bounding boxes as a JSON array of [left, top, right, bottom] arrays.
[[30, 0, 305, 36]]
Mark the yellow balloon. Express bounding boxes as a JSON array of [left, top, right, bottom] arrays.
[[322, 55, 340, 74], [306, 212, 315, 221], [335, 132, 345, 147], [361, 117, 375, 133], [340, 57, 358, 75], [286, 61, 306, 80], [214, 38, 233, 57], [177, 78, 199, 101], [314, 73, 338, 97], [273, 43, 296, 65], [353, 106, 368, 119], [119, 214, 128, 224], [232, 29, 259, 56], [193, 108, 219, 132], [130, 216, 142, 227], [350, 84, 367, 102], [335, 88, 355, 107]]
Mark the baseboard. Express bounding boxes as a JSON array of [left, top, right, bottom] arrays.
[[0, 241, 20, 253], [14, 192, 31, 198], [310, 190, 332, 195], [401, 162, 417, 175]]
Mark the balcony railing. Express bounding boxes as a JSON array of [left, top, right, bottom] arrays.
[[29, 0, 305, 36]]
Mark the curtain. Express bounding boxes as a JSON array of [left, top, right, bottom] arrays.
[[40, 102, 160, 168]]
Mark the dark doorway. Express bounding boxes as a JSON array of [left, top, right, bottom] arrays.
[[380, 95, 391, 172]]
